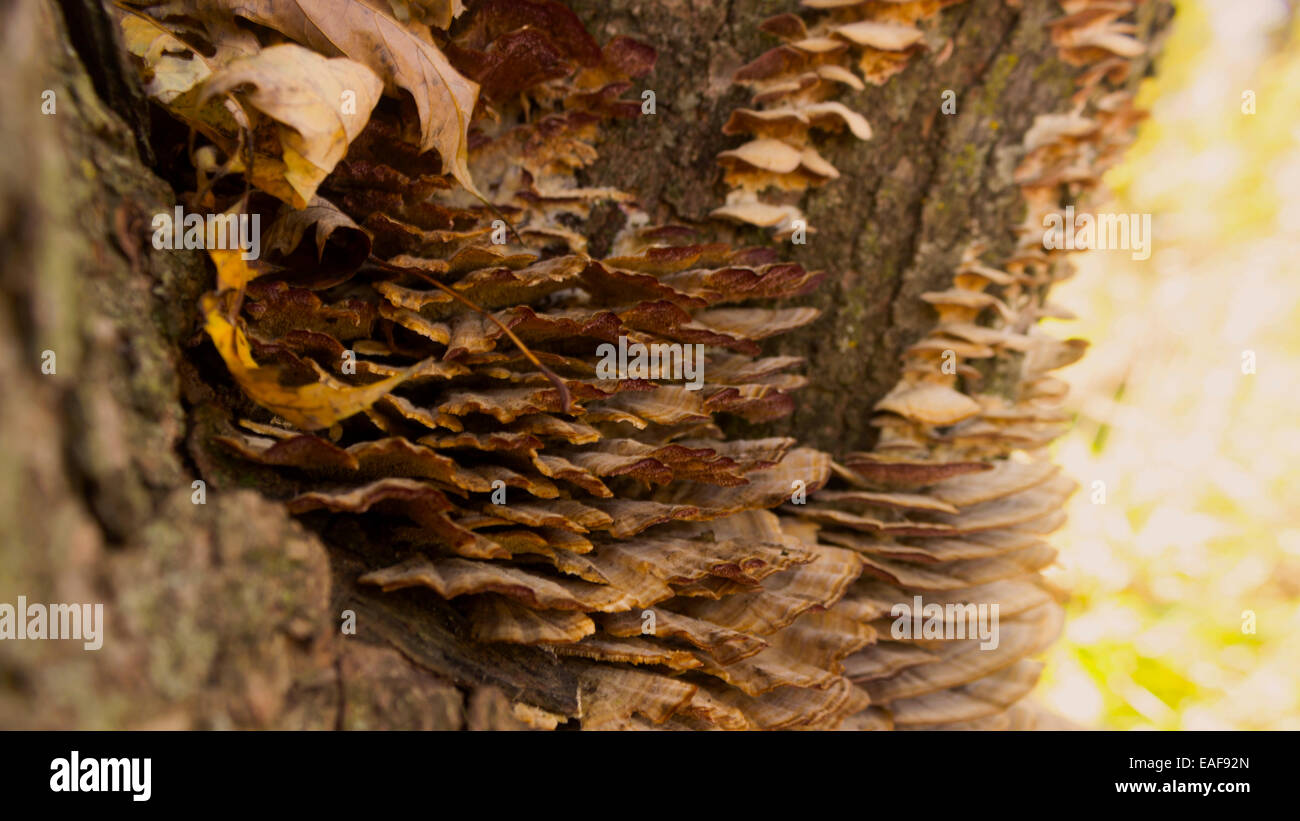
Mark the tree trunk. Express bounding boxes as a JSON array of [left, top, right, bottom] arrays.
[[569, 0, 1168, 452], [0, 0, 1168, 729]]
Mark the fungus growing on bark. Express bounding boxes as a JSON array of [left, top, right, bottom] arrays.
[[765, 0, 1156, 728], [115, 0, 886, 730], [100, 0, 1163, 729], [712, 0, 967, 234]]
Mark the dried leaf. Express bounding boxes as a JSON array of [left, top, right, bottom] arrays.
[[200, 43, 383, 207], [203, 293, 416, 430], [222, 0, 486, 197]]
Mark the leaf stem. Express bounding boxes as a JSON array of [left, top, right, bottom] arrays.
[[366, 255, 572, 413]]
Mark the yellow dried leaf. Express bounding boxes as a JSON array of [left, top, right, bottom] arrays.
[[219, 0, 485, 199], [201, 44, 383, 207], [202, 293, 415, 430], [209, 207, 270, 291], [389, 0, 466, 28], [117, 13, 212, 103], [114, 6, 258, 113]]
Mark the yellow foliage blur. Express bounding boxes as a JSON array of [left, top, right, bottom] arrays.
[[1038, 0, 1300, 729]]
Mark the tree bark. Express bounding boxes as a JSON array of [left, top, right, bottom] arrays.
[[570, 0, 1168, 452], [0, 0, 1168, 729], [0, 0, 534, 731]]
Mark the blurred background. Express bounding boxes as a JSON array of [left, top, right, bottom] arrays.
[[1038, 0, 1300, 729]]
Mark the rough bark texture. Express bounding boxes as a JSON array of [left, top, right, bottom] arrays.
[[572, 0, 1168, 453], [0, 0, 1166, 728], [0, 0, 531, 731]]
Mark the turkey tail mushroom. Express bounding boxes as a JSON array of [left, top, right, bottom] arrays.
[[712, 0, 967, 235], [119, 0, 1167, 729], [125, 0, 883, 731]]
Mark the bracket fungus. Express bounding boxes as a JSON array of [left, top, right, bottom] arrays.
[[111, 0, 1162, 729], [713, 0, 966, 235]]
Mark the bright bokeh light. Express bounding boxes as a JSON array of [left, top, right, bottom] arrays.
[[1036, 0, 1300, 730]]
